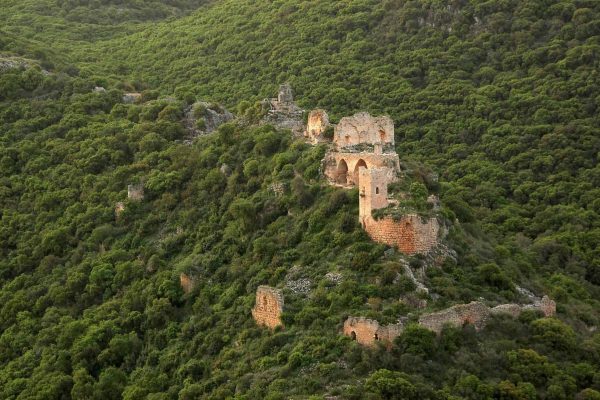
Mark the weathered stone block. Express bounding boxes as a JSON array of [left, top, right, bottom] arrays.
[[305, 109, 330, 144], [252, 286, 284, 329]]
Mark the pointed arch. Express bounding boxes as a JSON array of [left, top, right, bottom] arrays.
[[353, 159, 368, 186], [336, 159, 348, 184]]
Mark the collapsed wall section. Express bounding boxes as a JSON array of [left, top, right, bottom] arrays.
[[305, 109, 330, 144]]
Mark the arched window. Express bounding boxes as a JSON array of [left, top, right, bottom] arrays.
[[375, 187, 379, 194]]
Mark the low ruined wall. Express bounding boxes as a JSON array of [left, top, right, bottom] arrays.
[[418, 302, 490, 334], [363, 214, 439, 255], [344, 296, 556, 347], [343, 316, 403, 348], [420, 296, 557, 334], [252, 286, 284, 329]]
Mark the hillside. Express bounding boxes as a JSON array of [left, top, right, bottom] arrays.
[[1, 0, 600, 399]]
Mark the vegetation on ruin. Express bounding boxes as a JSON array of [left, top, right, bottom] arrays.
[[1, 0, 600, 398]]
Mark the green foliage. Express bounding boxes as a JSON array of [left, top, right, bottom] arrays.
[[1, 0, 600, 398]]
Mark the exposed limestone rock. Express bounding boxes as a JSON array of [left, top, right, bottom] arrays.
[[127, 184, 144, 201], [183, 101, 234, 138], [219, 163, 232, 176], [305, 109, 330, 144], [122, 92, 142, 104], [114, 202, 125, 218], [0, 57, 35, 73], [343, 316, 403, 348], [252, 286, 284, 329], [269, 182, 285, 197]]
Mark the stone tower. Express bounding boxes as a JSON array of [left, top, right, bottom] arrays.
[[277, 83, 294, 103], [358, 167, 390, 225]]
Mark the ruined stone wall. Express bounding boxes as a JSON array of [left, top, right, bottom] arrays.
[[305, 109, 330, 144], [363, 214, 439, 255], [334, 112, 394, 148], [420, 296, 557, 335], [251, 286, 284, 329], [358, 167, 390, 220], [323, 152, 400, 187], [418, 302, 490, 334], [343, 316, 403, 348]]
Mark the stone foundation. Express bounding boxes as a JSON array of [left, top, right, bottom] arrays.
[[251, 286, 284, 329]]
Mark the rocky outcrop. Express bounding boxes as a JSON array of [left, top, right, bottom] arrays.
[[183, 101, 234, 138], [122, 93, 142, 104]]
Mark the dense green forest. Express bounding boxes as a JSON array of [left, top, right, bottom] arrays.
[[1, 0, 600, 398]]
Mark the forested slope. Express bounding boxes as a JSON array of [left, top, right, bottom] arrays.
[[1, 0, 600, 399]]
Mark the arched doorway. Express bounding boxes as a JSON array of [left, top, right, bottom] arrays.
[[353, 159, 367, 186], [336, 159, 348, 184], [351, 331, 356, 340]]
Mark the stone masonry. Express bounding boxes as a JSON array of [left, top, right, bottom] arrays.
[[304, 109, 330, 144], [419, 296, 557, 335], [344, 295, 557, 346], [343, 316, 403, 348], [418, 301, 490, 334], [262, 83, 304, 135], [252, 286, 284, 329], [358, 167, 439, 255], [322, 112, 400, 187]]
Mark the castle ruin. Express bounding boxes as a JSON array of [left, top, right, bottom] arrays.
[[251, 286, 284, 329], [316, 111, 439, 255]]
